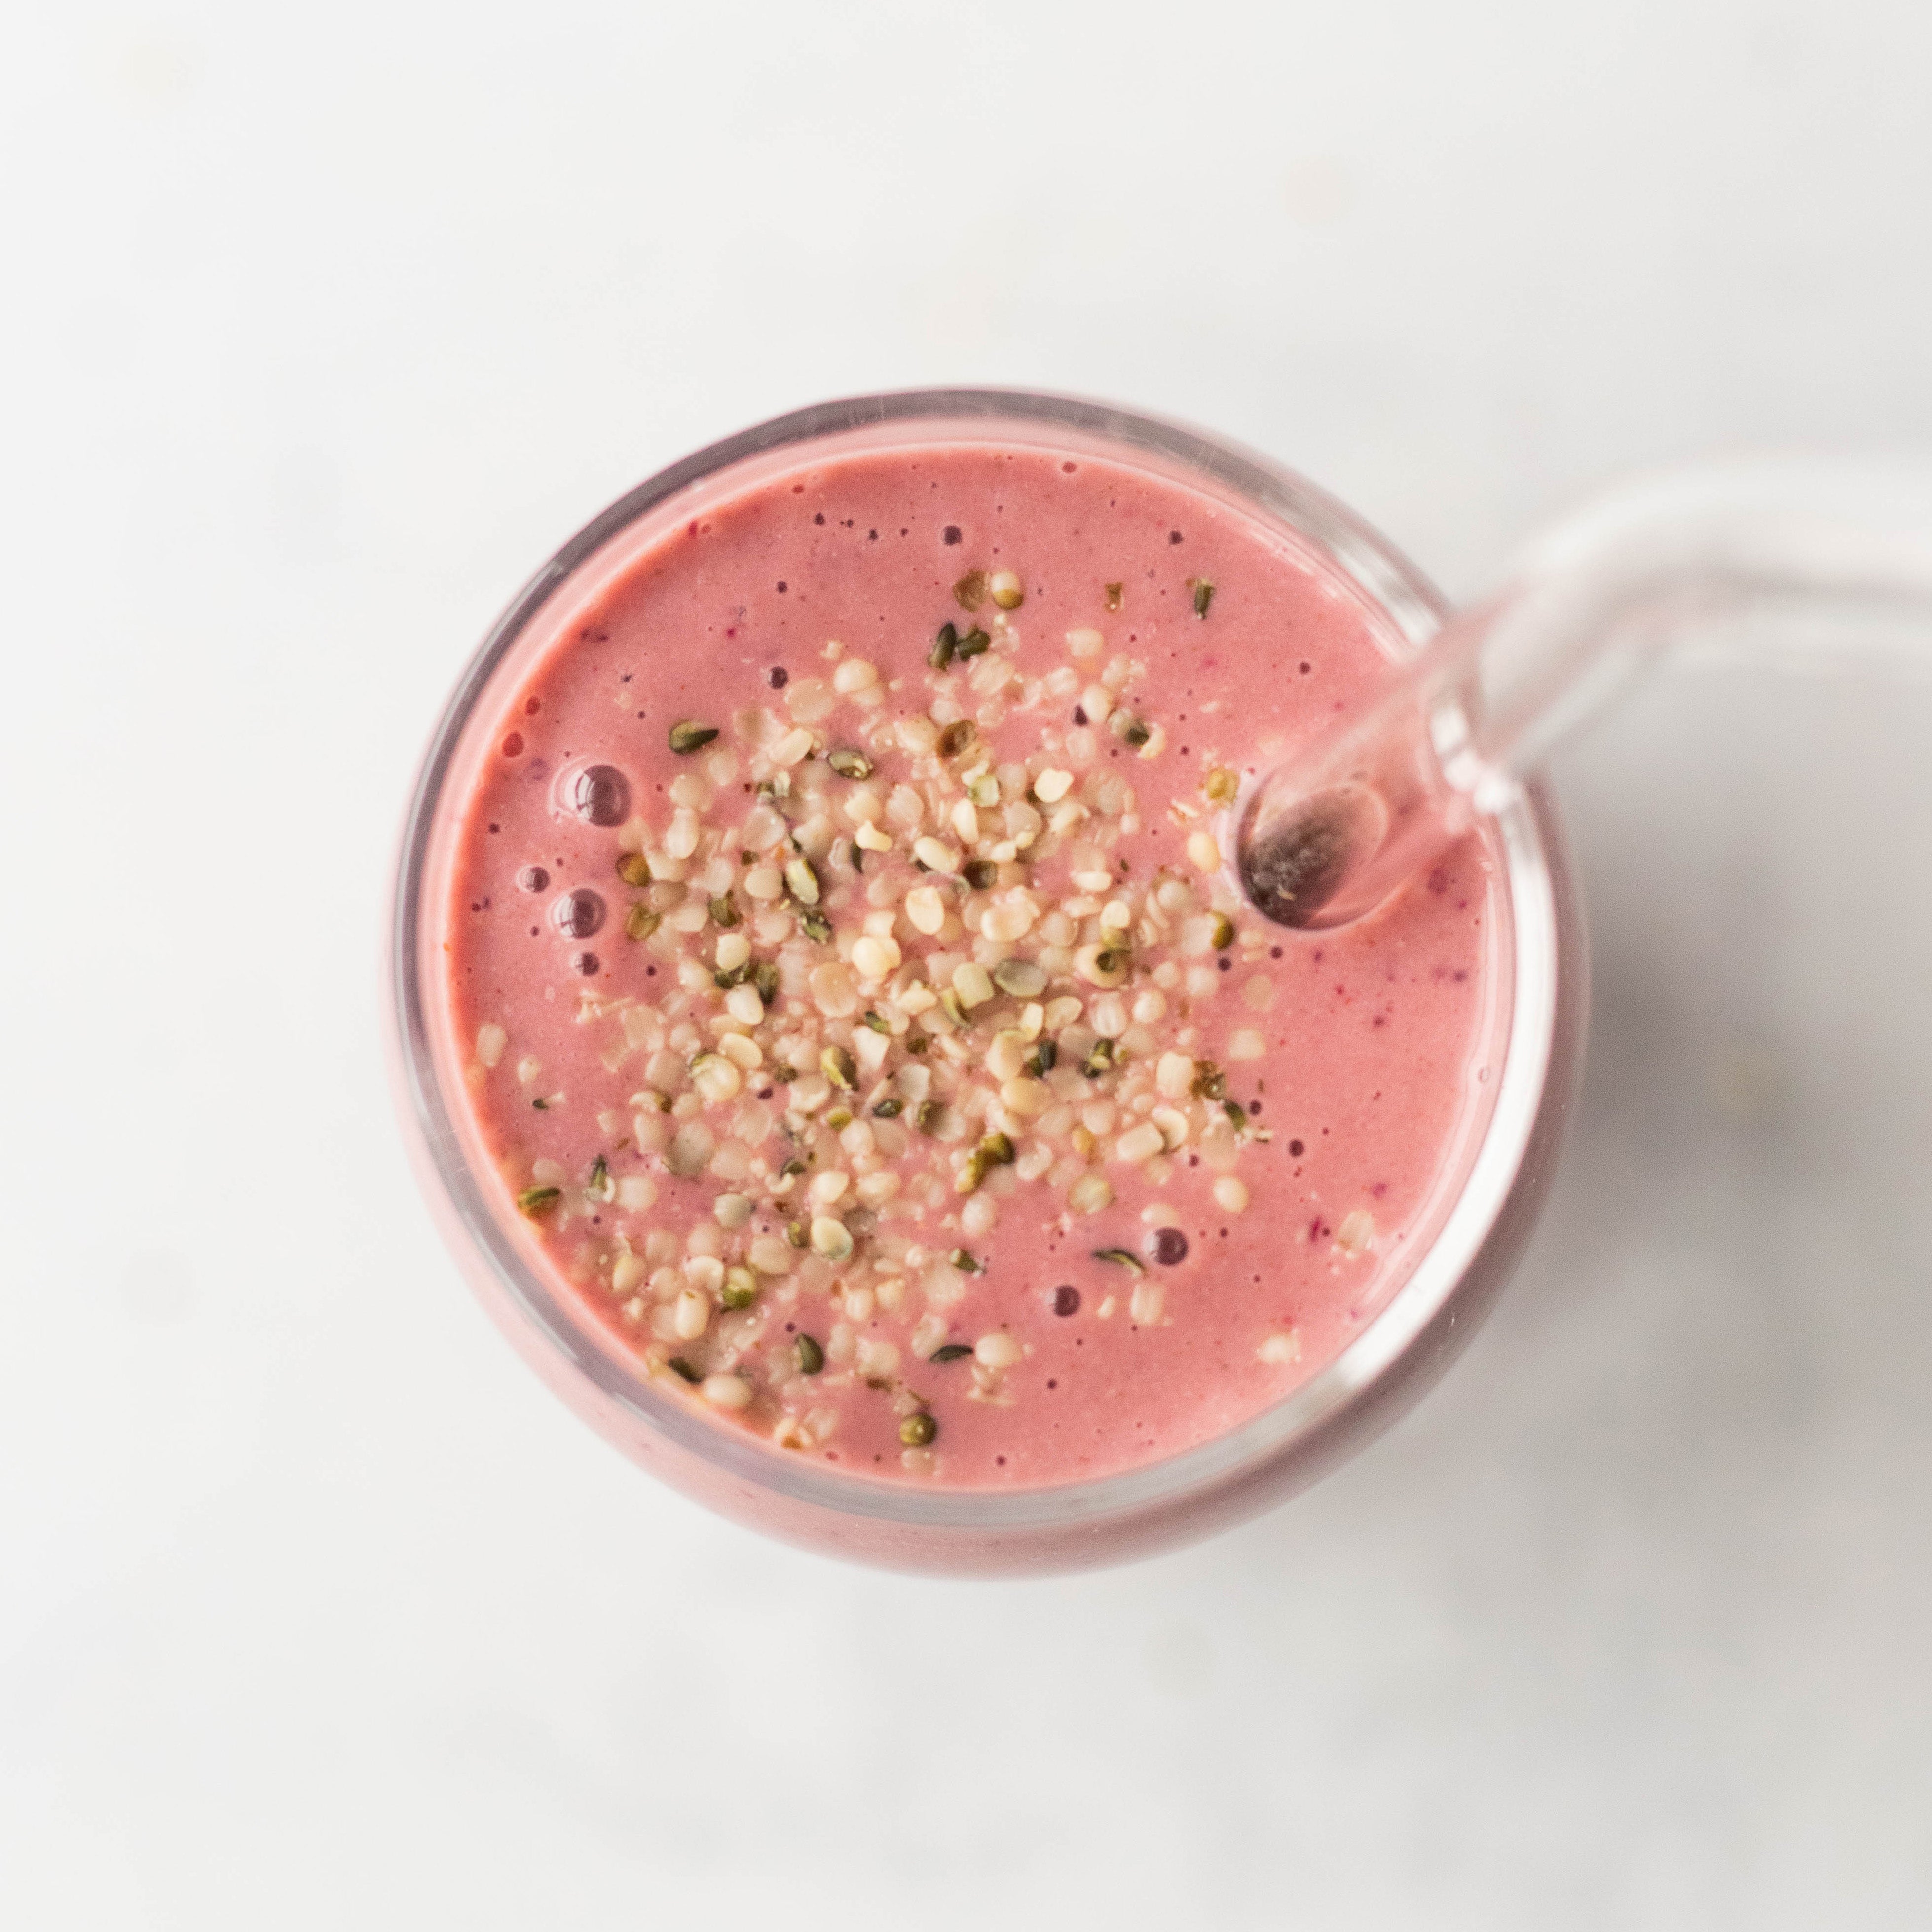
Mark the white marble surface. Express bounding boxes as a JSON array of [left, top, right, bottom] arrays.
[[5, 3, 1932, 1925]]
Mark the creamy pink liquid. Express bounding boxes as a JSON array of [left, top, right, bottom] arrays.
[[441, 439, 1494, 1486]]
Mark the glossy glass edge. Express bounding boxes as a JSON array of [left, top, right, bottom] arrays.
[[390, 386, 1559, 1532]]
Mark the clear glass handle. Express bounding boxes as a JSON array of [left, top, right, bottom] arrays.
[[1236, 459, 1932, 928]]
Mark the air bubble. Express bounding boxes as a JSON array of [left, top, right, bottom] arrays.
[[567, 763, 631, 827], [551, 889, 604, 938]]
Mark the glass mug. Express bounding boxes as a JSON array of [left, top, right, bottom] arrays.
[[387, 390, 1589, 1575]]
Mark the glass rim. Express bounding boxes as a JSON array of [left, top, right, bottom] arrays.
[[389, 385, 1562, 1533]]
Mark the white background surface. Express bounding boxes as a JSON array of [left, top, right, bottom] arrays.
[[4, 3, 1932, 1926]]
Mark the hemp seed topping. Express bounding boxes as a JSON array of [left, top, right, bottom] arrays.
[[454, 467, 1469, 1492]]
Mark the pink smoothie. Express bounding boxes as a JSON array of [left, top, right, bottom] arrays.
[[440, 438, 1495, 1486]]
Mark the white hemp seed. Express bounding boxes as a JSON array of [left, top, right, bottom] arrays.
[[1336, 1209, 1377, 1256]]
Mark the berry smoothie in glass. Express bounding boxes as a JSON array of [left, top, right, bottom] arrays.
[[390, 391, 1583, 1573]]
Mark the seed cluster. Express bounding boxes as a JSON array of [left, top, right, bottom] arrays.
[[473, 579, 1351, 1473]]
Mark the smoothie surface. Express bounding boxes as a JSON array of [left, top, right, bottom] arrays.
[[441, 436, 1496, 1486]]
